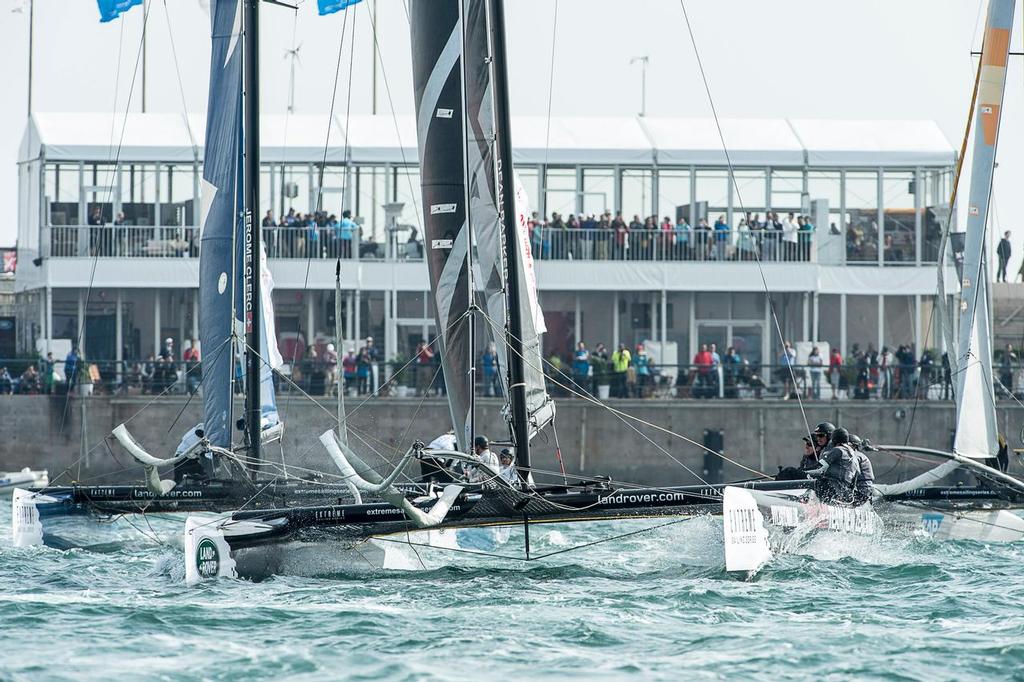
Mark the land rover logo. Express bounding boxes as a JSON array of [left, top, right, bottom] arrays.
[[195, 538, 220, 578]]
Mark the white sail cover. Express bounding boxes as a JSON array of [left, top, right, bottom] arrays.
[[954, 0, 1012, 459]]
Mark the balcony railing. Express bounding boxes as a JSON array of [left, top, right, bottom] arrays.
[[531, 228, 814, 263], [46, 225, 827, 265]]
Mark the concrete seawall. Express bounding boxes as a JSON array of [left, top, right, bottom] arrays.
[[3, 395, 1021, 486]]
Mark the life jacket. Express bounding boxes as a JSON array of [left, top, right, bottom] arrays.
[[822, 444, 858, 487]]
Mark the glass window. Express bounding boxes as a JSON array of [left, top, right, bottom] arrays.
[[544, 167, 576, 219], [882, 171, 916, 264], [732, 293, 762, 319], [656, 169, 691, 224], [695, 292, 730, 319], [581, 168, 614, 216], [47, 163, 81, 225], [621, 168, 652, 219], [770, 170, 803, 212], [160, 163, 198, 226], [921, 168, 949, 263], [731, 169, 766, 220], [807, 171, 842, 233], [695, 169, 730, 214], [844, 171, 879, 263]]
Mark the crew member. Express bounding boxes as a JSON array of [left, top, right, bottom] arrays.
[[776, 436, 818, 481], [468, 435, 500, 484], [848, 434, 875, 505], [811, 421, 835, 457], [804, 427, 858, 504], [498, 449, 518, 485], [420, 430, 459, 483]]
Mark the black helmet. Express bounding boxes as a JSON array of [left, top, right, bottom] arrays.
[[473, 435, 489, 449], [831, 427, 849, 445], [848, 433, 863, 450], [813, 422, 835, 437]]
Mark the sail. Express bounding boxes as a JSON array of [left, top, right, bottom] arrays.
[[410, 0, 473, 450], [462, 0, 554, 438], [954, 0, 1012, 459], [258, 246, 282, 427], [198, 0, 243, 449]]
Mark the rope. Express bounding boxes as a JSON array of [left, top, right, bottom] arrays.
[[678, 0, 812, 444]]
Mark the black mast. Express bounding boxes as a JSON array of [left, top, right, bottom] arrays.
[[486, 0, 530, 474], [242, 0, 262, 474]]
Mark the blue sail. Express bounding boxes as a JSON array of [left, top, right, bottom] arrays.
[[198, 0, 243, 449]]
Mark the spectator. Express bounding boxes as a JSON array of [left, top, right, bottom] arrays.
[[778, 341, 796, 399], [323, 343, 339, 392], [691, 343, 714, 399], [41, 352, 55, 394], [713, 215, 729, 260], [590, 343, 610, 394], [879, 346, 894, 399], [723, 346, 742, 398], [183, 339, 202, 395], [782, 212, 799, 260], [357, 347, 372, 394], [364, 336, 380, 393], [415, 341, 435, 396], [941, 351, 952, 400], [65, 347, 80, 392], [141, 353, 156, 394], [20, 365, 41, 394], [737, 218, 757, 261], [342, 347, 357, 392], [674, 216, 691, 260], [611, 344, 631, 398], [482, 342, 501, 397], [572, 341, 591, 394], [1000, 344, 1018, 396], [807, 346, 823, 399], [997, 231, 1011, 283], [0, 367, 12, 395], [633, 344, 652, 398], [919, 349, 934, 399], [659, 216, 674, 260], [337, 210, 358, 259]]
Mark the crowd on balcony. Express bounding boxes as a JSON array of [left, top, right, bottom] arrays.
[[527, 211, 817, 262]]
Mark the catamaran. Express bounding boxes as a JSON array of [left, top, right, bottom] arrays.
[[11, 0, 363, 551], [723, 0, 1024, 574]]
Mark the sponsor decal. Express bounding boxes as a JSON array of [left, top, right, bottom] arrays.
[[430, 203, 457, 215], [243, 208, 254, 333], [218, 272, 228, 295], [921, 513, 944, 535], [195, 538, 220, 579], [431, 239, 454, 250], [968, 206, 979, 216], [436, 108, 454, 119], [825, 505, 875, 534], [981, 105, 993, 114], [726, 507, 761, 545], [770, 505, 800, 528]]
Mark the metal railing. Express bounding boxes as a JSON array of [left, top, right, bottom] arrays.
[[0, 358, 985, 402], [530, 228, 814, 263], [47, 225, 200, 258]]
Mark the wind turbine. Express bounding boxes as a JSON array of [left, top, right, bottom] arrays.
[[284, 42, 303, 114]]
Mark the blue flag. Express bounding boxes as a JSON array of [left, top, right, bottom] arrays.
[[317, 0, 362, 16], [96, 0, 143, 23]]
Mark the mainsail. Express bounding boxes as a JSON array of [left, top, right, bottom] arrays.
[[954, 0, 1011, 459], [198, 0, 243, 449], [200, 0, 281, 450], [461, 0, 554, 439], [410, 1, 473, 449]]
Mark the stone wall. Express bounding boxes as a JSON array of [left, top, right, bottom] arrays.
[[2, 395, 1020, 486]]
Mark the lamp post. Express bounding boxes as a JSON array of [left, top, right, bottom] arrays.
[[630, 55, 649, 117]]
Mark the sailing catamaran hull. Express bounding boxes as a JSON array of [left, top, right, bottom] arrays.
[[11, 482, 357, 550], [722, 485, 1024, 573]]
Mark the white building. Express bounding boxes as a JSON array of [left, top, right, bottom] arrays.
[[14, 112, 957, 369]]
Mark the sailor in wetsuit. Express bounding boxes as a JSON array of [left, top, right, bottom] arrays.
[[804, 427, 858, 504], [775, 423, 834, 481], [848, 433, 875, 505]]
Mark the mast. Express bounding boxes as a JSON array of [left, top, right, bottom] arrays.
[[459, 0, 477, 450], [243, 0, 263, 471], [954, 0, 1012, 459], [486, 0, 530, 473]]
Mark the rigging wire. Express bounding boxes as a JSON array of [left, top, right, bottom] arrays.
[[677, 0, 812, 442]]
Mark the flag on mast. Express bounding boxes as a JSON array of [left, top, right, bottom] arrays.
[[96, 0, 143, 23], [317, 0, 362, 16]]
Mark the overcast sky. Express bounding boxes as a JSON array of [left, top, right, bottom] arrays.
[[1, 0, 1020, 260]]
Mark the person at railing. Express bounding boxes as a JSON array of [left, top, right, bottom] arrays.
[[415, 341, 435, 397], [184, 339, 201, 396], [722, 346, 742, 398], [798, 215, 814, 261], [690, 343, 714, 399], [19, 364, 41, 395], [262, 210, 277, 257], [572, 341, 590, 395], [782, 212, 799, 261], [356, 347, 372, 395], [341, 347, 357, 395], [336, 209, 358, 259], [482, 342, 500, 397], [610, 344, 631, 398], [590, 343, 610, 395], [0, 366, 12, 395], [141, 353, 156, 394], [777, 341, 796, 399], [612, 213, 628, 260], [632, 344, 653, 398], [672, 216, 689, 261], [551, 212, 568, 259], [918, 349, 935, 400], [40, 352, 55, 395], [736, 218, 757, 261], [762, 212, 781, 261], [596, 214, 613, 260], [806, 346, 824, 400], [712, 215, 729, 260], [658, 216, 673, 261], [65, 347, 80, 393]]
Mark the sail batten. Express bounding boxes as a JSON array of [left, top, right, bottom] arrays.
[[953, 0, 1012, 459]]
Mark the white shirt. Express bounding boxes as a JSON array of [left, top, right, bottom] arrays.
[[782, 219, 799, 243], [499, 463, 518, 485], [468, 448, 500, 483], [427, 433, 458, 452]]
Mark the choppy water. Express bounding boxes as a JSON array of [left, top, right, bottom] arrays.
[[2, 498, 1023, 681]]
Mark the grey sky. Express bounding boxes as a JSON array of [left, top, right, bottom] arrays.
[[1, 0, 1018, 262]]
